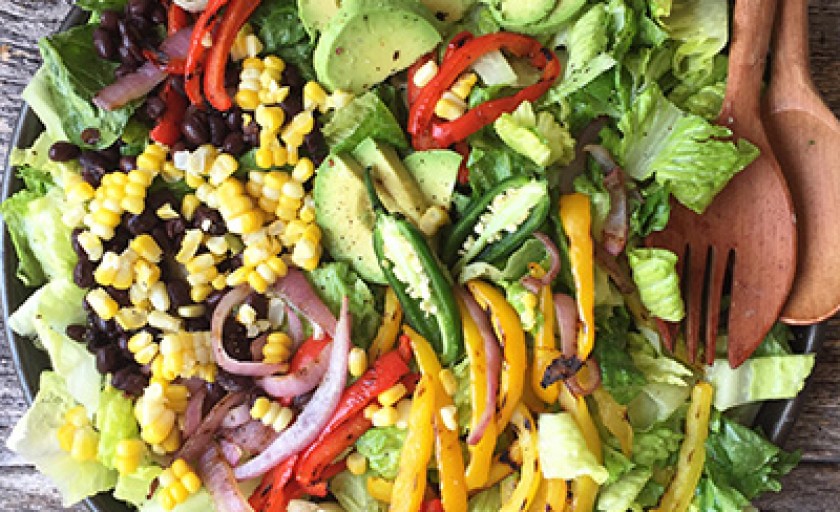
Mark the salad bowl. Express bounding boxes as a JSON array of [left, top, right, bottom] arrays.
[[1, 4, 827, 512]]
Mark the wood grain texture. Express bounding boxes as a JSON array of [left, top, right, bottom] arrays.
[[0, 1, 838, 511]]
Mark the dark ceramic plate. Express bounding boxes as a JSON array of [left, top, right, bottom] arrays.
[[0, 6, 826, 512]]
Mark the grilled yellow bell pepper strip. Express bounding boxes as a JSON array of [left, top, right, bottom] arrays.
[[368, 477, 395, 503], [486, 460, 515, 489], [406, 327, 469, 512], [500, 404, 542, 512], [592, 387, 633, 457], [467, 280, 527, 432], [653, 382, 713, 512], [530, 478, 568, 512], [457, 298, 498, 490], [389, 374, 436, 512], [559, 193, 595, 360], [559, 385, 602, 512], [368, 287, 403, 361], [532, 270, 560, 404]]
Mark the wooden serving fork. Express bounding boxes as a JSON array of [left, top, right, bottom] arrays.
[[646, 0, 797, 367]]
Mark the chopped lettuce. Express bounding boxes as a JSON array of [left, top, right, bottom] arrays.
[[355, 427, 406, 480], [322, 91, 407, 152], [96, 386, 141, 470], [706, 355, 815, 411], [6, 372, 117, 507], [538, 412, 609, 484], [493, 101, 575, 167], [249, 0, 315, 80], [627, 247, 685, 322], [603, 85, 758, 213], [452, 357, 473, 434], [463, 142, 541, 197], [629, 181, 671, 237], [38, 25, 140, 149], [75, 0, 128, 11], [597, 467, 652, 512], [115, 466, 161, 508], [308, 262, 381, 347], [654, 0, 728, 84], [330, 471, 387, 512], [592, 309, 647, 405], [468, 484, 502, 512]]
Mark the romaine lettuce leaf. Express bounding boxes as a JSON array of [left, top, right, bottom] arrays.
[[308, 262, 381, 348], [249, 0, 315, 80], [96, 386, 141, 469], [493, 101, 575, 167], [538, 412, 609, 484], [597, 468, 652, 512], [6, 372, 117, 507], [39, 25, 140, 149], [655, 0, 728, 84], [114, 466, 161, 508], [0, 190, 48, 286], [592, 309, 647, 405], [330, 471, 387, 512], [322, 92, 407, 152], [706, 355, 815, 411], [468, 484, 501, 512], [355, 427, 406, 480], [627, 247, 685, 322], [603, 85, 758, 213], [452, 357, 473, 434]]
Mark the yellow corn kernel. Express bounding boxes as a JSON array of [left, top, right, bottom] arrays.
[[291, 158, 315, 182], [136, 154, 163, 174], [346, 452, 367, 476], [250, 397, 271, 419], [283, 219, 307, 245], [71, 428, 100, 461], [378, 383, 407, 408], [363, 403, 381, 420], [228, 210, 263, 234], [115, 307, 148, 331], [367, 477, 394, 503], [265, 255, 288, 277], [175, 229, 203, 264], [158, 427, 182, 454], [130, 234, 163, 263], [148, 310, 183, 332], [209, 153, 239, 186], [440, 404, 458, 432], [181, 194, 200, 221], [57, 423, 76, 452], [439, 369, 458, 397], [121, 196, 145, 215], [217, 177, 246, 200], [65, 405, 89, 428], [395, 399, 412, 430], [272, 145, 288, 167], [281, 111, 315, 144], [256, 105, 285, 134], [186, 253, 216, 275], [248, 270, 269, 294], [219, 195, 254, 219], [435, 91, 467, 121], [182, 472, 202, 494], [235, 89, 260, 111], [92, 208, 122, 228], [281, 179, 305, 200], [226, 266, 250, 287], [412, 59, 439, 88], [77, 230, 104, 261], [87, 288, 119, 320], [190, 284, 213, 304], [255, 147, 273, 169], [418, 205, 450, 236], [67, 181, 95, 203], [371, 405, 399, 428], [303, 81, 328, 111], [129, 332, 158, 365], [348, 347, 368, 378], [263, 55, 285, 72], [451, 72, 478, 100], [114, 439, 146, 475]]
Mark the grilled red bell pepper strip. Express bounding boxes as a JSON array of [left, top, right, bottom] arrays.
[[184, 0, 228, 104], [204, 0, 261, 111], [249, 454, 298, 511], [289, 336, 332, 374], [168, 3, 190, 36], [150, 81, 188, 146], [295, 412, 372, 486], [442, 31, 474, 63], [408, 32, 560, 150]]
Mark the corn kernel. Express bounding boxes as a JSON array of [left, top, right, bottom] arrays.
[[291, 158, 315, 182], [130, 234, 163, 263], [348, 347, 368, 378], [176, 229, 204, 264], [255, 147, 273, 169], [378, 383, 407, 408], [235, 89, 260, 111], [256, 105, 285, 133], [371, 405, 399, 427], [181, 194, 200, 220], [303, 81, 328, 112], [363, 403, 381, 420], [87, 288, 119, 320], [435, 92, 467, 121], [67, 181, 95, 203], [115, 307, 148, 331], [346, 452, 367, 476], [228, 210, 263, 234], [248, 270, 269, 294], [250, 397, 271, 419], [440, 405, 458, 431], [367, 477, 394, 503], [77, 231, 104, 261], [71, 428, 100, 461], [451, 72, 478, 100], [412, 59, 439, 88]]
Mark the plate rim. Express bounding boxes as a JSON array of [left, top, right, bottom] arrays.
[[0, 6, 826, 512]]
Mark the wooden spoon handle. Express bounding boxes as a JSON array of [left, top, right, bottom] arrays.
[[720, 0, 777, 127], [771, 0, 813, 89]]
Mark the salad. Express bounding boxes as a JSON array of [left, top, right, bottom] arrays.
[[3, 0, 818, 510]]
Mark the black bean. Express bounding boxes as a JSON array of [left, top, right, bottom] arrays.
[[149, 4, 167, 25], [244, 293, 269, 319], [128, 15, 152, 35], [279, 92, 303, 119], [126, 211, 156, 235], [81, 128, 102, 146], [304, 119, 328, 167], [99, 10, 120, 32], [225, 107, 243, 132], [111, 366, 148, 396], [49, 141, 81, 162], [106, 286, 131, 307], [86, 335, 108, 354], [182, 113, 210, 146], [192, 206, 226, 235], [167, 279, 192, 309], [127, 0, 151, 17], [105, 228, 131, 253], [74, 259, 95, 288], [185, 317, 211, 331], [204, 289, 227, 316], [165, 217, 187, 239], [79, 149, 110, 173], [224, 62, 239, 88], [119, 155, 137, 172], [209, 115, 228, 146], [151, 226, 172, 253], [283, 65, 305, 89], [171, 141, 189, 155], [100, 144, 122, 166], [243, 120, 260, 146], [96, 344, 125, 374], [65, 324, 89, 343], [70, 228, 85, 258], [222, 132, 246, 156], [93, 27, 118, 60], [144, 96, 166, 120]]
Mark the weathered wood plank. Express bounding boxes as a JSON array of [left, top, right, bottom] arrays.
[[0, 0, 838, 511]]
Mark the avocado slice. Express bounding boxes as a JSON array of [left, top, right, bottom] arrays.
[[313, 0, 442, 93], [313, 154, 385, 283], [494, 0, 586, 35], [487, 0, 556, 27], [352, 138, 431, 226], [403, 150, 462, 208], [298, 0, 342, 36], [420, 0, 477, 22]]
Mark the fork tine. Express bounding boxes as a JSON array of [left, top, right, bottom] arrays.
[[684, 245, 709, 363], [704, 247, 730, 365]]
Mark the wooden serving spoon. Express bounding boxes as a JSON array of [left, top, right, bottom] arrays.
[[764, 0, 840, 324], [647, 0, 797, 367]]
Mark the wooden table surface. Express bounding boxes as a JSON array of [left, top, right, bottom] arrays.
[[0, 0, 839, 510]]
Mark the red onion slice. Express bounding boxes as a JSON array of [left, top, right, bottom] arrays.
[[221, 420, 278, 454], [250, 333, 268, 361], [219, 439, 244, 466], [594, 244, 636, 294], [221, 404, 252, 430], [177, 391, 247, 464], [94, 28, 192, 111], [285, 304, 304, 346], [233, 297, 352, 480], [459, 288, 501, 446], [566, 358, 602, 397], [559, 116, 609, 193], [198, 443, 254, 512], [554, 293, 579, 359], [183, 385, 207, 439], [211, 285, 285, 377], [258, 342, 331, 399], [520, 232, 562, 294], [272, 269, 337, 338], [585, 144, 628, 256]]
